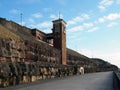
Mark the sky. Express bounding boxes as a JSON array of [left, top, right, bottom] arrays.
[[0, 0, 120, 67]]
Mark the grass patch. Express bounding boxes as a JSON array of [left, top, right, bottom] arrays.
[[0, 25, 23, 41]]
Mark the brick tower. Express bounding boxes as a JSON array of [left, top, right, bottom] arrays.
[[52, 19, 67, 65]]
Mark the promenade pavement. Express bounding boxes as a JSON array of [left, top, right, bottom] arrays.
[[1, 72, 120, 90]]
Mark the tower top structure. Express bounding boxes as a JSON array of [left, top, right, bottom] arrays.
[[52, 18, 67, 65]]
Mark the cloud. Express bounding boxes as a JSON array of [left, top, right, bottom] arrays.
[[18, 21, 26, 26], [98, 13, 120, 23], [98, 0, 120, 11], [107, 22, 118, 27], [105, 53, 120, 67], [67, 17, 83, 26], [9, 9, 20, 14], [50, 14, 63, 20], [50, 14, 58, 19], [68, 26, 83, 32], [77, 48, 120, 67], [36, 21, 52, 29], [32, 13, 42, 18], [98, 18, 105, 23], [56, 0, 67, 5], [81, 14, 90, 20], [77, 48, 94, 58], [95, 52, 120, 68], [67, 35, 78, 39], [22, 22, 26, 26], [83, 22, 93, 28], [28, 18, 35, 24], [43, 29, 52, 33], [67, 14, 90, 26], [28, 21, 52, 29], [73, 17, 83, 22], [106, 13, 120, 20], [67, 21, 76, 26], [67, 22, 94, 33], [87, 27, 99, 32], [98, 0, 114, 11], [43, 8, 53, 12]]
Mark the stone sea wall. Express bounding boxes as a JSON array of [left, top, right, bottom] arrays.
[[0, 38, 62, 87], [0, 36, 118, 88], [0, 38, 90, 88]]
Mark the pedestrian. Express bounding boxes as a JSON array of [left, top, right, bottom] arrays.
[[79, 67, 84, 75]]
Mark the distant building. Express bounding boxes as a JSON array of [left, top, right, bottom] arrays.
[[31, 19, 67, 65]]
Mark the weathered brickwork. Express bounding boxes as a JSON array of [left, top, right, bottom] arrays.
[[0, 39, 74, 87], [0, 39, 118, 87], [0, 39, 61, 63]]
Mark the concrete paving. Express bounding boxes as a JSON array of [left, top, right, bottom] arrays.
[[1, 72, 120, 90]]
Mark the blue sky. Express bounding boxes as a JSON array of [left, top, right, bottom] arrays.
[[0, 0, 120, 67]]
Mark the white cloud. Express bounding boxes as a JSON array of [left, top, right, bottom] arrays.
[[56, 0, 66, 5], [28, 24, 34, 28], [50, 14, 63, 19], [98, 18, 105, 23], [18, 21, 26, 26], [95, 52, 120, 68], [106, 13, 120, 20], [67, 14, 90, 26], [27, 18, 53, 30], [107, 22, 118, 27], [98, 13, 120, 23], [67, 22, 94, 33], [43, 8, 52, 12], [36, 21, 52, 29], [98, 0, 120, 11], [28, 18, 35, 24], [67, 16, 83, 26], [67, 35, 78, 39], [83, 22, 93, 28], [28, 21, 52, 29], [67, 20, 76, 26], [73, 17, 83, 22], [43, 29, 52, 33], [98, 0, 114, 11], [68, 26, 83, 32], [77, 49, 93, 58], [87, 27, 99, 32], [22, 22, 26, 26], [81, 14, 90, 20], [32, 13, 42, 18], [50, 14, 57, 19], [9, 9, 20, 14], [77, 48, 120, 67]]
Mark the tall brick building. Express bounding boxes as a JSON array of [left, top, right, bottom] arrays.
[[52, 19, 67, 65], [31, 19, 67, 65]]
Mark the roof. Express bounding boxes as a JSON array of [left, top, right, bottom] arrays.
[[52, 19, 67, 24], [31, 28, 47, 35]]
